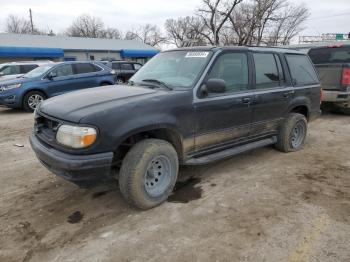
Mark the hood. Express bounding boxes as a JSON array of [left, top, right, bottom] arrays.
[[39, 85, 159, 123], [0, 76, 39, 85]]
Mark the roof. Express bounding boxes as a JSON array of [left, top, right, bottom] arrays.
[[165, 46, 303, 54], [0, 60, 53, 66], [0, 33, 158, 52]]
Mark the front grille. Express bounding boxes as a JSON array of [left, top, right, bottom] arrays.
[[34, 112, 60, 143]]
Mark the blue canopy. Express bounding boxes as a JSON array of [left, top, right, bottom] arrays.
[[120, 49, 159, 58], [0, 46, 64, 57]]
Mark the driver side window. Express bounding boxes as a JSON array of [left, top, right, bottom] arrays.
[[207, 52, 249, 94], [51, 64, 73, 77]]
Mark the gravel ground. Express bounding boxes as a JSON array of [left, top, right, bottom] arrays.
[[0, 107, 349, 262]]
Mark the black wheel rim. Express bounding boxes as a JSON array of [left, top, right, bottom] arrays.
[[290, 121, 306, 149], [144, 155, 172, 198]]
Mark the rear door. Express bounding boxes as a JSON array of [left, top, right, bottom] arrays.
[[120, 63, 135, 81], [250, 52, 291, 136], [194, 51, 254, 153], [72, 63, 102, 89]]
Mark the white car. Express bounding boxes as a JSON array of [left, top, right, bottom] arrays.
[[0, 61, 53, 81]]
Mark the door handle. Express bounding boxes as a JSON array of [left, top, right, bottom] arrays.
[[242, 97, 251, 104]]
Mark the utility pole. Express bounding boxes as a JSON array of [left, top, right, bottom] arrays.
[[29, 9, 34, 33]]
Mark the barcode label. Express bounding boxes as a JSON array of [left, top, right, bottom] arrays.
[[185, 52, 209, 58]]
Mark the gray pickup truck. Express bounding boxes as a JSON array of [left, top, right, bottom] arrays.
[[299, 44, 350, 114]]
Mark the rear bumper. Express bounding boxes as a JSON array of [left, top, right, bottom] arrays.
[[29, 133, 114, 185], [322, 90, 350, 103]]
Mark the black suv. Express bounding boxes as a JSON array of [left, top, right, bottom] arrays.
[[102, 61, 142, 84], [30, 47, 321, 209]]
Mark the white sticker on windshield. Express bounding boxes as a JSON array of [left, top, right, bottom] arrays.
[[185, 52, 209, 58]]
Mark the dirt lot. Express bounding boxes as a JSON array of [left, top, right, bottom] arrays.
[[0, 107, 349, 262]]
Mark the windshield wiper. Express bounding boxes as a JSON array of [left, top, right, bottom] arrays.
[[141, 79, 173, 90]]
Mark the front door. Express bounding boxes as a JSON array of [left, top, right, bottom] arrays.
[[44, 64, 76, 96], [194, 51, 254, 154]]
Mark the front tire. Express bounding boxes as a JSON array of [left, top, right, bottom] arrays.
[[119, 139, 179, 209], [275, 113, 308, 152], [23, 91, 46, 112]]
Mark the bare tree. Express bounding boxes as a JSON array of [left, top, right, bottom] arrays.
[[125, 24, 165, 47], [5, 14, 40, 34], [165, 16, 206, 47], [101, 28, 123, 39], [228, 0, 284, 46], [197, 0, 244, 45], [227, 0, 309, 46], [267, 3, 309, 45], [66, 14, 105, 38]]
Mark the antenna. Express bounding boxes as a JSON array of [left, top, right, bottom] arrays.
[[29, 9, 34, 33]]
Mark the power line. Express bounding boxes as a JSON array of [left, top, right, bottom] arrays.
[[306, 11, 350, 21]]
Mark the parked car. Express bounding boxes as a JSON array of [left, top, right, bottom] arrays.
[[0, 61, 116, 112], [102, 61, 142, 84], [0, 61, 53, 81], [30, 47, 321, 209], [295, 44, 350, 114]]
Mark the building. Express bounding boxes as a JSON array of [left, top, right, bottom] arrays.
[[0, 33, 159, 64]]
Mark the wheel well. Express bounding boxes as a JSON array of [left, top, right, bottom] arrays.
[[114, 128, 183, 166], [290, 105, 309, 120], [22, 89, 47, 105]]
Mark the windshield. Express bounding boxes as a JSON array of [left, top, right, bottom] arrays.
[[130, 50, 212, 88], [23, 64, 54, 78]]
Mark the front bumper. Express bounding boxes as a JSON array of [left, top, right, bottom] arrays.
[[29, 133, 114, 185], [0, 94, 21, 108]]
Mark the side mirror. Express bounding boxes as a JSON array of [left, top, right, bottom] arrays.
[[202, 79, 226, 95], [47, 72, 57, 80]]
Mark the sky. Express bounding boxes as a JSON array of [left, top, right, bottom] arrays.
[[0, 0, 349, 40]]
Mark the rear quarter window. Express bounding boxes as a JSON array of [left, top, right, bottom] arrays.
[[21, 64, 38, 73], [308, 46, 350, 64], [74, 63, 100, 74], [286, 54, 319, 86]]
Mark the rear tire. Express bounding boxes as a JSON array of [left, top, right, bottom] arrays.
[[275, 113, 308, 152], [119, 139, 179, 209], [23, 91, 46, 112], [116, 77, 124, 84]]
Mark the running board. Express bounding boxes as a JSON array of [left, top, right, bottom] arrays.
[[185, 136, 277, 165]]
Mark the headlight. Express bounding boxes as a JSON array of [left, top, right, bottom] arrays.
[[56, 125, 97, 149], [3, 83, 21, 90]]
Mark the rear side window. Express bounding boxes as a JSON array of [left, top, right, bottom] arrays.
[[133, 63, 142, 70], [121, 63, 134, 70], [309, 46, 350, 64], [0, 65, 20, 75], [74, 63, 99, 74], [112, 63, 121, 70], [286, 54, 319, 86], [21, 64, 38, 73], [253, 53, 281, 89]]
